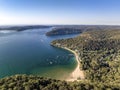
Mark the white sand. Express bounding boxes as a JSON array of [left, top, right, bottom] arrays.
[[63, 47, 85, 81]]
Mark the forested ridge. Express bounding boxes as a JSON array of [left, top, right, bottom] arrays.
[[46, 28, 83, 36], [46, 25, 120, 36], [0, 25, 51, 31]]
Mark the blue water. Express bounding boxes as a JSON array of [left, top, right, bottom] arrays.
[[0, 28, 78, 80]]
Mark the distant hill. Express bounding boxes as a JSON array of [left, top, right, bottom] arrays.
[[0, 25, 51, 31], [46, 25, 120, 36], [46, 27, 83, 36]]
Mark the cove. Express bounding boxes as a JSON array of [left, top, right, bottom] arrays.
[[0, 28, 79, 80]]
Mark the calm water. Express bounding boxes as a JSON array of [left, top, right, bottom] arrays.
[[0, 28, 78, 80]]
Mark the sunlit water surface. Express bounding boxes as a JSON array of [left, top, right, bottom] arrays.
[[0, 28, 79, 80]]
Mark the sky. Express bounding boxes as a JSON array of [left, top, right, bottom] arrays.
[[0, 0, 120, 25]]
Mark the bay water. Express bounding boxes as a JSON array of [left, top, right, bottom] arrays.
[[0, 28, 78, 80]]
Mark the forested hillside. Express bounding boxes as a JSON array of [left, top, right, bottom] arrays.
[[0, 75, 119, 90], [46, 25, 120, 36], [52, 30, 120, 89], [46, 28, 83, 36]]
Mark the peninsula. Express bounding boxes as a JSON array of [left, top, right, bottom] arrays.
[[0, 26, 120, 90]]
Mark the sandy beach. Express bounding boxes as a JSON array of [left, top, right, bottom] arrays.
[[63, 47, 85, 81]]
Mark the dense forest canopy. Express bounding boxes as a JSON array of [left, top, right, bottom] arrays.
[[0, 74, 119, 90], [51, 29, 120, 89]]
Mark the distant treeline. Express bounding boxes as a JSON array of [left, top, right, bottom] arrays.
[[0, 25, 51, 31], [1, 25, 120, 33], [46, 25, 120, 36], [46, 28, 83, 36]]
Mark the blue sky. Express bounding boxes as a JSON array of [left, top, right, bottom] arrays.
[[0, 0, 120, 25]]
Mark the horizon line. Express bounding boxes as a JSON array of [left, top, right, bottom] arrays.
[[1, 24, 120, 26]]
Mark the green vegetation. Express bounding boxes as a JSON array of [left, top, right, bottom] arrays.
[[51, 30, 120, 89], [0, 27, 120, 90], [0, 74, 120, 90], [46, 25, 120, 36], [0, 25, 51, 31], [0, 75, 71, 90], [46, 27, 82, 36]]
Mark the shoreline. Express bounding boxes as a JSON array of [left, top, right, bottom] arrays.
[[62, 47, 85, 81]]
